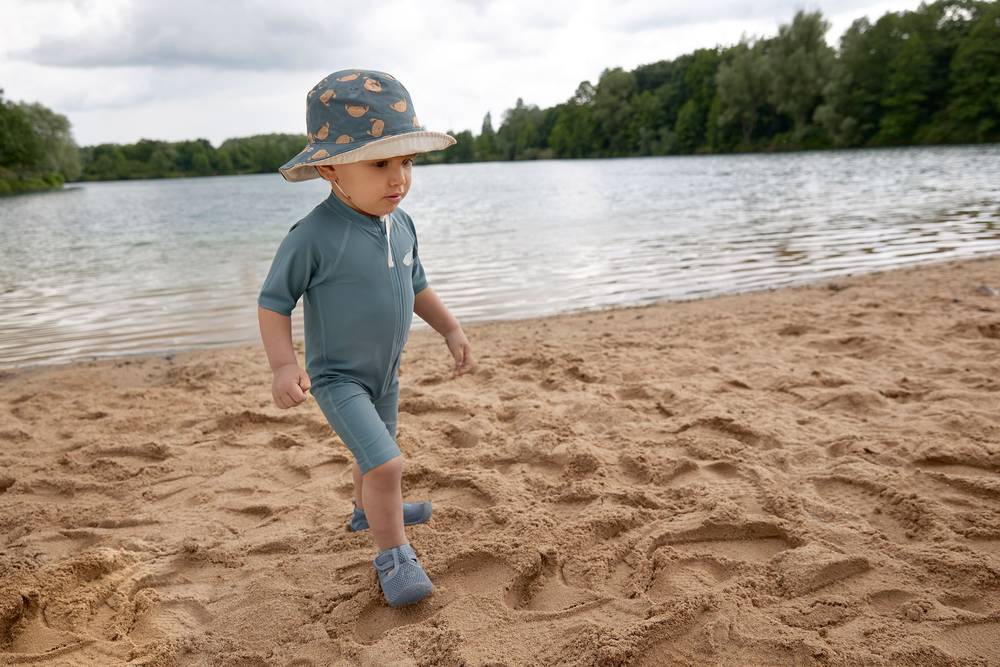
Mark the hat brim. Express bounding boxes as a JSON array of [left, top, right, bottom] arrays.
[[279, 131, 457, 183]]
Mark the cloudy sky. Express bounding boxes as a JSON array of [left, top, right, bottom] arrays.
[[0, 0, 924, 147]]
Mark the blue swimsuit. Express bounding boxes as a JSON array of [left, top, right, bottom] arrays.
[[258, 191, 428, 473]]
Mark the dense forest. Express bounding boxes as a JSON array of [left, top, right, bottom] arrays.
[[0, 90, 80, 194], [1, 1, 997, 191]]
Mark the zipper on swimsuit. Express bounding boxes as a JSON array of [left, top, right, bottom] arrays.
[[372, 214, 403, 396]]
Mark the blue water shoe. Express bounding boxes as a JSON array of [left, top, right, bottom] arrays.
[[349, 499, 432, 532], [373, 543, 434, 607]]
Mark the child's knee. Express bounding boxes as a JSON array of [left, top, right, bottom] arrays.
[[362, 454, 403, 482]]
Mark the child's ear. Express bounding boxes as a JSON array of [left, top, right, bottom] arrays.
[[316, 165, 336, 181]]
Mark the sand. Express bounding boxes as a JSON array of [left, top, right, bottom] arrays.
[[1, 255, 999, 666]]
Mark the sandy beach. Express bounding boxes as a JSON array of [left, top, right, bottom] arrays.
[[1, 255, 999, 666]]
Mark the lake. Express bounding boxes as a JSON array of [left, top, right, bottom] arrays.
[[1, 144, 999, 368]]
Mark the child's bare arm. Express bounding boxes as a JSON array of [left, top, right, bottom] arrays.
[[413, 288, 474, 377], [258, 305, 311, 407], [413, 287, 460, 335]]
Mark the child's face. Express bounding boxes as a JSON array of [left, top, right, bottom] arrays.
[[318, 154, 415, 217]]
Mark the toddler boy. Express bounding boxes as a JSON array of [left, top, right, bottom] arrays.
[[257, 69, 474, 607]]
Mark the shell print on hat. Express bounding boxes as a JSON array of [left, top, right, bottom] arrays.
[[278, 68, 456, 182], [345, 104, 369, 118]]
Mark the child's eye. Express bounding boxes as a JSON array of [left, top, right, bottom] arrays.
[[373, 158, 413, 168]]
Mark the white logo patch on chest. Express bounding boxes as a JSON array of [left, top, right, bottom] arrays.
[[403, 248, 413, 266]]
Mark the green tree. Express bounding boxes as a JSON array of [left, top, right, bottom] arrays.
[[877, 29, 937, 144], [715, 38, 771, 146], [672, 48, 721, 153], [444, 129, 475, 163], [675, 99, 704, 152], [474, 112, 497, 161], [815, 16, 884, 147], [86, 144, 129, 180], [148, 146, 176, 178], [548, 101, 597, 158], [495, 98, 545, 159], [592, 67, 638, 155], [630, 90, 670, 154], [16, 102, 81, 180], [944, 0, 1000, 141], [765, 9, 836, 142], [0, 92, 42, 170]]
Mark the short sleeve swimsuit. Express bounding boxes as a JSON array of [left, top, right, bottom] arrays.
[[258, 191, 430, 473]]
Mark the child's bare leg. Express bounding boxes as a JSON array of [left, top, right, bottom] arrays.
[[361, 456, 406, 550], [352, 461, 364, 510]]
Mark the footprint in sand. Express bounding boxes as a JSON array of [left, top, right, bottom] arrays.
[[89, 441, 173, 461], [590, 519, 794, 602], [643, 555, 735, 600], [646, 520, 798, 563], [0, 549, 139, 658], [203, 410, 293, 434], [504, 559, 594, 611], [669, 460, 766, 515], [777, 597, 859, 630], [402, 469, 495, 511], [674, 416, 782, 450], [936, 621, 1000, 663], [33, 528, 104, 561], [485, 458, 562, 484], [809, 387, 890, 413], [443, 419, 489, 448], [812, 477, 927, 542], [915, 459, 998, 479], [398, 396, 468, 416], [0, 427, 32, 443], [868, 588, 919, 613], [937, 593, 992, 614], [913, 457, 1000, 503], [128, 596, 213, 643], [616, 384, 653, 400]]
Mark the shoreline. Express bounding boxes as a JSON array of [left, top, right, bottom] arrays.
[[5, 252, 999, 377], [1, 252, 998, 664], [22, 140, 1000, 188]]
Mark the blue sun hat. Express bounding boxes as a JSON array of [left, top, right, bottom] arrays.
[[279, 69, 456, 182]]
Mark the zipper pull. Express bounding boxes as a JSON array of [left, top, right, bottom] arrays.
[[382, 215, 394, 268]]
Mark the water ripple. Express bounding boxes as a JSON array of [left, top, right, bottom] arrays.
[[1, 145, 999, 368]]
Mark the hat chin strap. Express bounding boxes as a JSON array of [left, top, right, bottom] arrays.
[[331, 179, 354, 203]]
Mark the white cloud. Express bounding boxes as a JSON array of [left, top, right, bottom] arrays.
[[605, 0, 887, 31], [13, 0, 353, 69], [0, 0, 928, 146]]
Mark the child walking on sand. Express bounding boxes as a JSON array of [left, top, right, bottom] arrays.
[[257, 69, 474, 607]]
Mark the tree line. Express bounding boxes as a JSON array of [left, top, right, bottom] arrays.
[[78, 134, 306, 181], [424, 0, 999, 164], [1, 1, 997, 192]]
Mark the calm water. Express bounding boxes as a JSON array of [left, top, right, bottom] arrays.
[[2, 145, 999, 368]]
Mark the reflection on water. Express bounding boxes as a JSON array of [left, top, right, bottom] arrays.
[[1, 144, 998, 368]]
